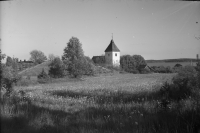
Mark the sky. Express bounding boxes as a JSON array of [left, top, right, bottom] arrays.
[[1, 0, 200, 62]]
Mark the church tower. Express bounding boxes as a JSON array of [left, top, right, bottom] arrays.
[[104, 38, 120, 67]]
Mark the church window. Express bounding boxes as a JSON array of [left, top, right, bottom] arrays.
[[115, 53, 117, 56]]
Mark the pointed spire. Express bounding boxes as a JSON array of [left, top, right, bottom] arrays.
[[112, 33, 113, 40], [104, 38, 120, 52]]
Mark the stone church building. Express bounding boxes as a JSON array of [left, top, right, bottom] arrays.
[[92, 39, 120, 67]]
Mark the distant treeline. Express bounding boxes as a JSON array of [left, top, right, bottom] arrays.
[[146, 58, 198, 63]]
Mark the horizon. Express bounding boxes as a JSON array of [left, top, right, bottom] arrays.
[[1, 0, 200, 62]]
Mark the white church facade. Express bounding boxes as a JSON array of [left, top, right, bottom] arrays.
[[104, 39, 120, 67], [92, 38, 120, 67]]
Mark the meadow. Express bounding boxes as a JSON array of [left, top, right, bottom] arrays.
[[1, 73, 199, 133]]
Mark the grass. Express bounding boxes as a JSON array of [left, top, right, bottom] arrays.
[[1, 73, 200, 133], [18, 61, 51, 76]]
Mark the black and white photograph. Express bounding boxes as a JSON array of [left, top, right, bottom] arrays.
[[1, 0, 200, 133]]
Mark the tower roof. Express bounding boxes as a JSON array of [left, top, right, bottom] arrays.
[[104, 39, 120, 52]]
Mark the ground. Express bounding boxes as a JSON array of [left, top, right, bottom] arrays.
[[2, 73, 198, 133]]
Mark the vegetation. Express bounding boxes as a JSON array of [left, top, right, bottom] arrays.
[[48, 57, 65, 78], [30, 50, 47, 64], [5, 56, 13, 67], [120, 55, 147, 74], [1, 52, 21, 98], [1, 61, 200, 133], [48, 53, 56, 61], [18, 61, 50, 76], [1, 36, 200, 132], [150, 66, 173, 73], [37, 68, 50, 84], [62, 37, 94, 78]]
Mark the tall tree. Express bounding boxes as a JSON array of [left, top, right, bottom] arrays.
[[62, 37, 84, 62], [62, 37, 92, 77], [30, 50, 47, 64]]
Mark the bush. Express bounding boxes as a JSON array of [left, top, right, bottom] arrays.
[[151, 66, 173, 73], [120, 55, 137, 73], [67, 57, 95, 78], [1, 65, 21, 97], [120, 55, 147, 74], [48, 57, 65, 78], [173, 65, 197, 88], [160, 65, 198, 101], [140, 67, 152, 74], [37, 69, 50, 83]]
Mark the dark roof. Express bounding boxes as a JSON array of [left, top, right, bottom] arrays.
[[104, 39, 120, 52], [92, 56, 105, 64], [92, 56, 105, 59]]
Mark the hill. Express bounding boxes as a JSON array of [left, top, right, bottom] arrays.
[[18, 61, 51, 76]]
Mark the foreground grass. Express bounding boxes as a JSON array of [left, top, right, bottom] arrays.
[[1, 73, 200, 133]]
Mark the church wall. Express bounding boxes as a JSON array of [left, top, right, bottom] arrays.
[[105, 52, 113, 65], [112, 52, 120, 66], [105, 52, 120, 66]]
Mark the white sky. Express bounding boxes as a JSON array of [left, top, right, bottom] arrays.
[[1, 0, 200, 61]]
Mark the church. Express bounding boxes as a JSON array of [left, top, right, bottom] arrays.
[[92, 38, 120, 67]]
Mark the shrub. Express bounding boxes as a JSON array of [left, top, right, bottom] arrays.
[[67, 57, 95, 78], [173, 65, 197, 88], [120, 55, 137, 73], [160, 65, 198, 101], [1, 65, 21, 97], [140, 67, 152, 74], [37, 69, 50, 83], [132, 55, 147, 71], [48, 57, 65, 78], [151, 66, 173, 73], [120, 55, 146, 74], [83, 60, 96, 76]]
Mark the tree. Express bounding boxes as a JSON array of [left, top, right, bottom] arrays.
[[85, 56, 93, 64], [120, 54, 147, 74], [6, 56, 13, 67], [48, 54, 56, 61], [62, 37, 93, 77], [30, 50, 47, 64], [120, 55, 138, 73], [0, 50, 6, 61], [62, 37, 84, 62], [132, 55, 147, 72], [67, 57, 85, 78], [49, 57, 65, 78]]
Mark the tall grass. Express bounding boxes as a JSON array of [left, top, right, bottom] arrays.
[[1, 73, 199, 133]]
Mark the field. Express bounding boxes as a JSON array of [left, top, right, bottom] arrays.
[[1, 73, 199, 133], [147, 61, 197, 67]]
